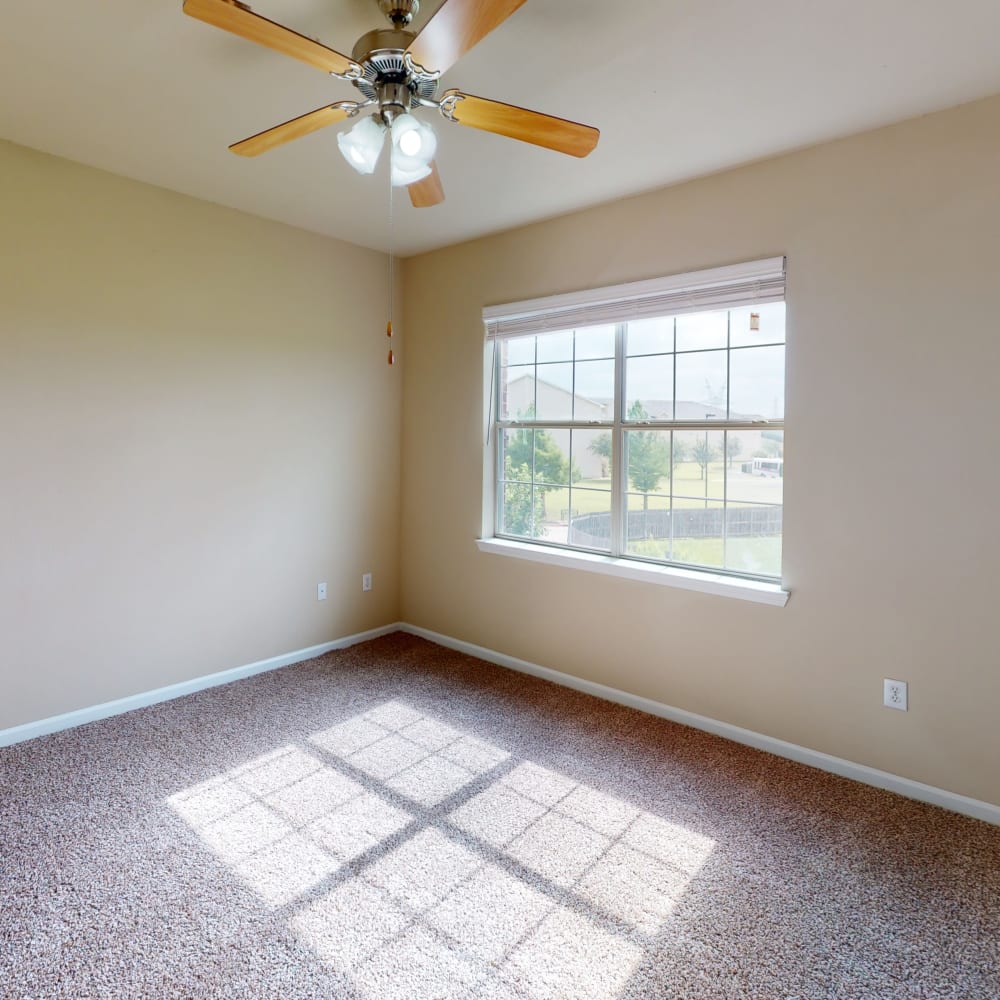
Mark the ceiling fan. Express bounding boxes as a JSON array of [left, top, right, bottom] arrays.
[[183, 0, 600, 208]]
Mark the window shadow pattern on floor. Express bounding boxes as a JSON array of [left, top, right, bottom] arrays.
[[168, 699, 715, 999]]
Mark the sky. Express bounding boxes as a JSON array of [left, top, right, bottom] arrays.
[[500, 303, 785, 421]]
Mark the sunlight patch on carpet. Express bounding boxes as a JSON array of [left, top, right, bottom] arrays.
[[168, 700, 716, 998], [310, 700, 511, 806], [168, 745, 413, 907]]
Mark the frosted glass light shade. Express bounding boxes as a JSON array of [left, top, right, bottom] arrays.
[[337, 115, 386, 175], [391, 114, 436, 159], [390, 159, 432, 187], [390, 114, 436, 186]]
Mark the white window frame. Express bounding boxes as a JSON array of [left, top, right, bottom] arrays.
[[479, 257, 790, 607]]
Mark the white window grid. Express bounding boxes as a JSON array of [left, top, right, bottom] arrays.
[[492, 313, 784, 583]]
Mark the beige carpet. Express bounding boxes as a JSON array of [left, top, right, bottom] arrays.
[[1, 632, 997, 999]]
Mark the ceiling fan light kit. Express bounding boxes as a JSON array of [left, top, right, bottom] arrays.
[[183, 0, 600, 208], [336, 114, 386, 174], [389, 114, 436, 184], [392, 114, 434, 160], [378, 0, 420, 29]]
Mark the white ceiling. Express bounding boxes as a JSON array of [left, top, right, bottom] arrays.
[[2, 1, 1000, 256]]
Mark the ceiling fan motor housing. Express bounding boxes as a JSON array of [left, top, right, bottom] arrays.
[[351, 28, 438, 123]]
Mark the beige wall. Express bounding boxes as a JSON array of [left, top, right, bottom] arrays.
[[0, 141, 401, 730], [400, 96, 1000, 807], [4, 95, 998, 806]]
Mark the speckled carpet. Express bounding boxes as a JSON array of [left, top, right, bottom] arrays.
[[2, 632, 998, 999]]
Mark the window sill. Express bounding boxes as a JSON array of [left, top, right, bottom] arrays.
[[475, 538, 789, 607]]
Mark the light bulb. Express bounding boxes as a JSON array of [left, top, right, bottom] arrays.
[[399, 127, 421, 157], [391, 114, 436, 172]]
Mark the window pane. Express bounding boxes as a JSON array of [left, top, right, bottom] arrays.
[[673, 430, 725, 502], [727, 430, 783, 505], [501, 482, 538, 538], [729, 345, 784, 420], [671, 501, 725, 570], [572, 427, 612, 484], [676, 310, 728, 352], [501, 365, 535, 420], [536, 329, 574, 363], [499, 426, 577, 544], [625, 492, 671, 561], [501, 428, 534, 480], [625, 354, 673, 420], [574, 325, 615, 360], [491, 277, 785, 584], [721, 429, 752, 483], [729, 302, 785, 348], [726, 427, 782, 579], [546, 430, 612, 549], [624, 429, 673, 499], [533, 428, 570, 487], [534, 363, 573, 420], [674, 351, 727, 419], [536, 483, 567, 537], [626, 316, 673, 356], [573, 359, 614, 417], [725, 506, 782, 577], [567, 488, 612, 552], [502, 335, 536, 366]]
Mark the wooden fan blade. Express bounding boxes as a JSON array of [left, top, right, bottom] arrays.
[[441, 91, 599, 158], [407, 0, 529, 75], [408, 162, 445, 208], [230, 104, 353, 157], [183, 0, 357, 76]]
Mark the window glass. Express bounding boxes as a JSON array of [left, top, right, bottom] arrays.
[[503, 335, 536, 366], [533, 363, 574, 420], [573, 360, 614, 417], [626, 317, 673, 356], [674, 351, 728, 420], [574, 325, 616, 360], [729, 346, 784, 420], [500, 365, 534, 421], [492, 284, 785, 582], [536, 329, 574, 364], [673, 430, 727, 503], [729, 302, 786, 348], [625, 492, 671, 560], [676, 310, 728, 352], [625, 355, 673, 420]]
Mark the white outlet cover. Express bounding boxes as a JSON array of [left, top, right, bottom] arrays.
[[362, 573, 372, 592], [317, 582, 327, 601], [883, 678, 908, 711]]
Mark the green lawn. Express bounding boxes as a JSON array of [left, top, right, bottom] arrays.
[[627, 536, 782, 577], [528, 462, 781, 576], [541, 462, 782, 520]]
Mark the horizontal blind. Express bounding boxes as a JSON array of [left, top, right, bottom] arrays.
[[484, 257, 785, 340]]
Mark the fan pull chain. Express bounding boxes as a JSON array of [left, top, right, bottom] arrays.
[[386, 169, 395, 366]]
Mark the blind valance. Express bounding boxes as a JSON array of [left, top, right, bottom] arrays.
[[483, 256, 786, 340]]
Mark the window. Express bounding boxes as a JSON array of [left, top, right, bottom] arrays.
[[483, 258, 786, 587]]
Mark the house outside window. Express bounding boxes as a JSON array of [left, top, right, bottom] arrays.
[[483, 258, 786, 587]]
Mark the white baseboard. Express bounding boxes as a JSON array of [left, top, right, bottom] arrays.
[[0, 623, 399, 748], [398, 623, 1000, 827], [5, 620, 996, 827]]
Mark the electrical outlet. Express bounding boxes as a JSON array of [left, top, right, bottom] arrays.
[[317, 582, 327, 601], [883, 678, 908, 711], [362, 573, 372, 592]]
